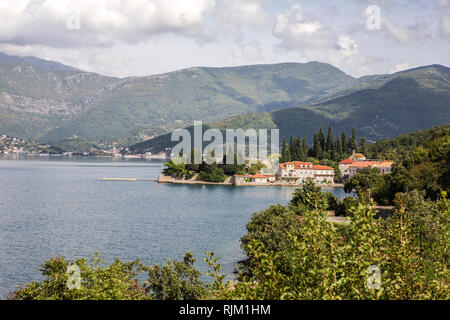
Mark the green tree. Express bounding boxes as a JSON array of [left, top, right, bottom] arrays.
[[313, 133, 323, 159], [318, 128, 326, 151], [344, 167, 383, 201], [280, 138, 288, 163], [302, 138, 308, 161], [342, 130, 348, 155], [326, 126, 334, 152], [163, 160, 187, 178], [359, 137, 368, 156], [289, 179, 329, 213], [240, 205, 300, 255], [143, 251, 207, 300], [349, 127, 358, 153], [12, 253, 149, 300]]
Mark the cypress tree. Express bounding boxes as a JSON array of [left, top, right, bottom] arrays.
[[350, 127, 358, 153], [281, 138, 287, 163], [295, 137, 304, 161], [288, 136, 294, 159], [342, 131, 348, 155], [359, 137, 368, 156], [318, 128, 325, 151], [313, 133, 323, 159], [286, 149, 292, 162], [335, 137, 343, 160], [326, 126, 334, 152], [302, 138, 308, 161]]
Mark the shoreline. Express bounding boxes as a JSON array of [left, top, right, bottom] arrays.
[[157, 174, 344, 188]]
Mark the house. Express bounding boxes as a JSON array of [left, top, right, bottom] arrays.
[[353, 153, 367, 161], [232, 173, 275, 184], [347, 160, 393, 178], [276, 161, 335, 185], [339, 158, 354, 177], [311, 165, 335, 184], [276, 161, 314, 180], [372, 161, 394, 174]]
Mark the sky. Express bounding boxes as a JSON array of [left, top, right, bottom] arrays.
[[0, 0, 449, 78]]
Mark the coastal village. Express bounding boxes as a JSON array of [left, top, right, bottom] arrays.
[[0, 135, 52, 156], [231, 152, 393, 186], [2, 134, 394, 188], [0, 134, 169, 159], [159, 151, 394, 187], [338, 153, 394, 178]]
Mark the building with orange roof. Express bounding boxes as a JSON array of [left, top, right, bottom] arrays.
[[338, 158, 354, 176], [232, 173, 276, 184], [353, 153, 366, 160], [347, 160, 394, 178], [372, 161, 394, 174], [276, 162, 335, 185]]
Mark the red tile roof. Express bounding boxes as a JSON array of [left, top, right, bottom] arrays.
[[233, 174, 270, 178], [279, 162, 333, 171], [252, 174, 269, 178], [339, 158, 354, 164], [373, 161, 394, 168], [312, 165, 334, 170], [348, 161, 378, 168], [279, 161, 313, 169]]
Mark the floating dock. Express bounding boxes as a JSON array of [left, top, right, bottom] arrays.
[[102, 178, 138, 181]]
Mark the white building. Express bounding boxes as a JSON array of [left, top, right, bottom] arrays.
[[276, 161, 335, 184]]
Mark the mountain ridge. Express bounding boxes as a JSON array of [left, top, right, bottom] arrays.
[[0, 52, 449, 150], [129, 65, 450, 153], [0, 52, 356, 143]]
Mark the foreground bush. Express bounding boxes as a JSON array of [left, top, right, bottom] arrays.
[[11, 252, 206, 300], [208, 191, 449, 300]]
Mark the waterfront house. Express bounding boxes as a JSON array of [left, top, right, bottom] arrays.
[[339, 158, 354, 177], [347, 160, 394, 178], [372, 161, 394, 174], [232, 173, 276, 184], [276, 161, 335, 184]]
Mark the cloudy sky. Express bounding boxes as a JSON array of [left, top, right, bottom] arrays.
[[0, 0, 449, 78]]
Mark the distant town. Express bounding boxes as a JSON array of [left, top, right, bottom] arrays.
[[0, 134, 168, 160]]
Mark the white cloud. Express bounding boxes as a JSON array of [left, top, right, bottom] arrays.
[[382, 17, 430, 44], [272, 4, 337, 50], [392, 62, 412, 73], [436, 0, 449, 9], [212, 0, 270, 43], [240, 41, 264, 62], [338, 36, 359, 57], [0, 0, 215, 48], [221, 0, 269, 29], [440, 16, 450, 37]]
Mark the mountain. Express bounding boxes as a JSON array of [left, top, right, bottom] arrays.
[[0, 53, 118, 140], [0, 52, 356, 143], [130, 65, 450, 153]]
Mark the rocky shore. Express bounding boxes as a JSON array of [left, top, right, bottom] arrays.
[[157, 174, 344, 188]]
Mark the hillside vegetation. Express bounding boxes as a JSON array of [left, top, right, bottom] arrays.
[[130, 66, 450, 153], [0, 52, 356, 143]]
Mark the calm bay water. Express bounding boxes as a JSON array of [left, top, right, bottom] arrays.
[[0, 157, 347, 298]]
